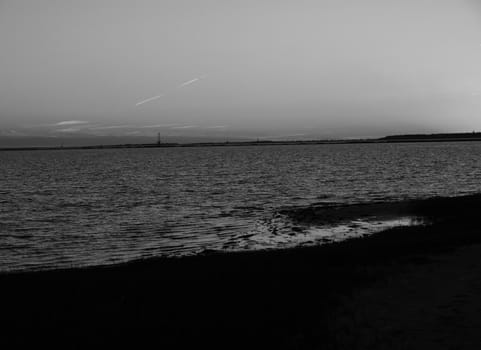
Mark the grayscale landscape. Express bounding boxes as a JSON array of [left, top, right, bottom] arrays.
[[2, 1, 481, 349]]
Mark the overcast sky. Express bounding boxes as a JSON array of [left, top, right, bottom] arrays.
[[1, 0, 481, 139]]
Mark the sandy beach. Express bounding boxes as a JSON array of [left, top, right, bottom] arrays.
[[2, 194, 481, 349]]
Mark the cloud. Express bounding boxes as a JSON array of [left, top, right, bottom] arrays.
[[54, 120, 89, 126], [140, 123, 182, 128], [171, 125, 198, 129], [89, 125, 131, 130], [178, 75, 207, 88], [135, 94, 164, 106], [134, 75, 207, 108], [178, 78, 199, 88], [56, 128, 82, 133], [0, 129, 26, 136]]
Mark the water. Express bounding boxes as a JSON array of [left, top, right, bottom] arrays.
[[1, 142, 481, 272]]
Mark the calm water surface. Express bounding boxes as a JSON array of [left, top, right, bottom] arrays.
[[1, 142, 481, 272]]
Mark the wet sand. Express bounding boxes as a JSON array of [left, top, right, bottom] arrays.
[[2, 194, 481, 349]]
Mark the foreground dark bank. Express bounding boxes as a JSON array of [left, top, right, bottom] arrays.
[[3, 194, 481, 349]]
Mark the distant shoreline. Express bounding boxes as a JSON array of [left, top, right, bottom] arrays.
[[2, 132, 481, 151]]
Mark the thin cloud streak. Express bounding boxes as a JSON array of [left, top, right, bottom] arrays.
[[89, 125, 131, 130], [171, 125, 198, 129], [135, 94, 164, 106], [178, 75, 207, 88], [56, 128, 82, 133], [204, 125, 227, 129], [135, 74, 207, 108], [54, 120, 89, 126], [140, 124, 182, 128], [178, 78, 199, 87]]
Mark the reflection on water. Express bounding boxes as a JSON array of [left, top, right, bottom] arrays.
[[221, 216, 425, 251], [1, 142, 481, 272]]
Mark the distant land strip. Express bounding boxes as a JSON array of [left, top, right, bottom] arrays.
[[2, 132, 481, 151]]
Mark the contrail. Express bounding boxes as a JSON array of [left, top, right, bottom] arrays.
[[178, 75, 207, 88], [179, 78, 200, 88], [135, 74, 207, 107], [135, 94, 163, 106]]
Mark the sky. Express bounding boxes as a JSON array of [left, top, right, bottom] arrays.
[[1, 0, 481, 142]]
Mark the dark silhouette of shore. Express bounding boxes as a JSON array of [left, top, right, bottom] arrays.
[[379, 131, 481, 142], [2, 194, 481, 348], [0, 139, 372, 151], [2, 132, 481, 151]]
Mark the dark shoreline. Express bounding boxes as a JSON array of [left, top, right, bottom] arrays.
[[0, 138, 378, 152], [3, 132, 481, 151], [2, 194, 481, 348]]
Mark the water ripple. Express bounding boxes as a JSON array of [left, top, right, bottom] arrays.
[[1, 142, 481, 272]]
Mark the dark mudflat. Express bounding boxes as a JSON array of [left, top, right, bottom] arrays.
[[2, 194, 481, 349]]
